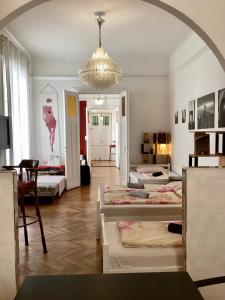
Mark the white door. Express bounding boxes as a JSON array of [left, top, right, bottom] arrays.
[[90, 113, 101, 160], [86, 108, 91, 167], [100, 113, 112, 160], [90, 113, 112, 161], [120, 90, 129, 185], [63, 90, 80, 189]]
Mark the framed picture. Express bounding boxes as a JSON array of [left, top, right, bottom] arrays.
[[181, 109, 186, 123], [174, 111, 178, 124], [188, 100, 195, 130], [218, 88, 225, 128], [197, 93, 215, 129], [40, 83, 60, 157]]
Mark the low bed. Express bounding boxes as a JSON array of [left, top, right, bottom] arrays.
[[37, 175, 66, 199], [129, 164, 180, 184], [101, 214, 184, 273], [97, 182, 182, 238]]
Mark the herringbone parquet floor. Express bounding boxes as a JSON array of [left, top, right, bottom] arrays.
[[18, 166, 120, 283]]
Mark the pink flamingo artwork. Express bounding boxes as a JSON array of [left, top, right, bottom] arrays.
[[43, 98, 57, 152]]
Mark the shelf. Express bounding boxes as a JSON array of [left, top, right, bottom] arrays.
[[141, 132, 170, 164], [189, 154, 225, 157], [189, 154, 225, 167]]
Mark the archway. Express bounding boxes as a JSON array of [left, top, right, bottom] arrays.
[[0, 0, 225, 71]]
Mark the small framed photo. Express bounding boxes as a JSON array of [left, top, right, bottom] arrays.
[[188, 100, 195, 130], [218, 88, 225, 128], [174, 111, 178, 124], [181, 109, 186, 123], [197, 93, 215, 129]]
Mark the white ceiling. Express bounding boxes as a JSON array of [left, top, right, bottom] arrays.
[[6, 0, 192, 76]]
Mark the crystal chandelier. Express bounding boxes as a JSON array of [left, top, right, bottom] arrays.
[[79, 12, 122, 89]]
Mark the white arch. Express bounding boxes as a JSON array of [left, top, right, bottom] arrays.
[[0, 0, 224, 71]]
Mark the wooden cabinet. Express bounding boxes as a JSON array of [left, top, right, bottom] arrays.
[[141, 132, 170, 164], [183, 167, 225, 282], [0, 170, 18, 300]]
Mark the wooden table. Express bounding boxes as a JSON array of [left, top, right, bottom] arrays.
[[14, 272, 203, 300]]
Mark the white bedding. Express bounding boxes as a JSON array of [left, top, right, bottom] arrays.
[[136, 165, 166, 174], [37, 175, 66, 196], [104, 221, 184, 272], [129, 171, 174, 184]]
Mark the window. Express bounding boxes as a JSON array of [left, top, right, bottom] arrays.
[[92, 115, 98, 126], [1, 35, 30, 164], [103, 115, 109, 126]]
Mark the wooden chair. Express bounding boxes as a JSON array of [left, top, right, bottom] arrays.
[[109, 142, 116, 162], [4, 159, 47, 253]]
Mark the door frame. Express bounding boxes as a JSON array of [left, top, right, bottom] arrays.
[[79, 93, 121, 168], [63, 90, 80, 190]]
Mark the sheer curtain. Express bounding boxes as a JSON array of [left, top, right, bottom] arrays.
[[1, 35, 30, 164]]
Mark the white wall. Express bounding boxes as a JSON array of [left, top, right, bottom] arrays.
[[169, 33, 225, 174], [127, 77, 169, 163], [31, 76, 169, 165]]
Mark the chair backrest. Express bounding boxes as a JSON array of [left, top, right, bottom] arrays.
[[19, 160, 39, 168], [19, 160, 39, 181]]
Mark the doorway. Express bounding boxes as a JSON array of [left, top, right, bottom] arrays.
[[89, 110, 118, 167], [79, 94, 120, 168]]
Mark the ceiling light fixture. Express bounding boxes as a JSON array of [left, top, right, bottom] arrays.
[[94, 94, 107, 105], [79, 11, 122, 89]]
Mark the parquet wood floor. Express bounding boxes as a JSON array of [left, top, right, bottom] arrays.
[[91, 160, 116, 167], [18, 166, 120, 283]]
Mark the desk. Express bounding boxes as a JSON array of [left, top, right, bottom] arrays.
[[15, 272, 203, 300]]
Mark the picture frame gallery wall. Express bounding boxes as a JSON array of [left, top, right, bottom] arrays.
[[174, 88, 225, 131]]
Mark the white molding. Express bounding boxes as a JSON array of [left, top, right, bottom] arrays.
[[80, 94, 119, 99], [32, 76, 80, 81], [32, 75, 168, 80], [169, 45, 208, 78]]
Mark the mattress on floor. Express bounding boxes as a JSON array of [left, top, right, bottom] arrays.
[[129, 171, 172, 184], [37, 175, 66, 197], [105, 221, 184, 271]]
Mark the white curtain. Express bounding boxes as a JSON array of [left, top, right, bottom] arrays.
[[1, 35, 30, 164]]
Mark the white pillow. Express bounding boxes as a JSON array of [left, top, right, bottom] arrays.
[[136, 166, 165, 174]]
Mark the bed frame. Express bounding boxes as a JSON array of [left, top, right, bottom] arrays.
[[96, 183, 182, 239], [101, 214, 184, 274]]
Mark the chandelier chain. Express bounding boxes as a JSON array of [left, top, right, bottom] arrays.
[[96, 15, 105, 48]]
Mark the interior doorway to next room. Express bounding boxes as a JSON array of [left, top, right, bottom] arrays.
[[79, 94, 120, 168]]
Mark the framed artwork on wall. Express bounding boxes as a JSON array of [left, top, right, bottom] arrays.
[[40, 83, 60, 161], [197, 93, 215, 129], [218, 88, 225, 128], [181, 109, 186, 123], [188, 100, 195, 130], [174, 111, 178, 124]]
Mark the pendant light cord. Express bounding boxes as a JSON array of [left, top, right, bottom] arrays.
[[96, 15, 105, 48]]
